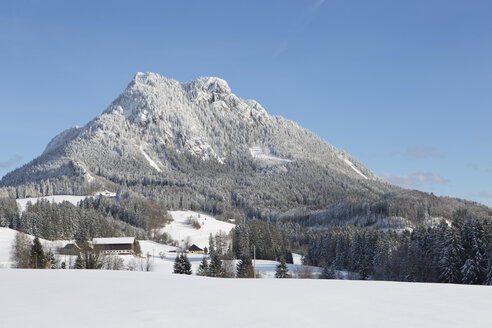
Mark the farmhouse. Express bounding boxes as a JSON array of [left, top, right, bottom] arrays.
[[188, 244, 204, 254], [92, 237, 136, 255]]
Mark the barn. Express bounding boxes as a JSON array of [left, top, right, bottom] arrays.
[[58, 242, 81, 255], [188, 244, 204, 254], [92, 237, 136, 255]]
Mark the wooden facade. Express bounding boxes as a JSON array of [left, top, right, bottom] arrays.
[[92, 237, 136, 255], [188, 244, 204, 254]]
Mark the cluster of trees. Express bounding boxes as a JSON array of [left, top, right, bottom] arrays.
[[0, 197, 18, 228], [10, 234, 56, 269], [232, 219, 293, 263], [78, 194, 172, 236], [194, 254, 256, 278], [9, 199, 145, 241], [0, 193, 173, 241], [191, 230, 291, 279], [303, 217, 492, 285]]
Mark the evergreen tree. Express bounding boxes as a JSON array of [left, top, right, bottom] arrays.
[[74, 251, 102, 269], [134, 240, 142, 256], [439, 228, 463, 283], [75, 253, 85, 269], [181, 253, 192, 275], [197, 257, 209, 276], [320, 264, 335, 279], [208, 233, 216, 258], [173, 254, 181, 274], [485, 259, 492, 286], [173, 253, 192, 275], [236, 255, 255, 278], [275, 257, 290, 278], [460, 220, 487, 284], [461, 258, 481, 284], [334, 236, 345, 270], [46, 249, 57, 269], [208, 253, 224, 277], [29, 236, 47, 269]]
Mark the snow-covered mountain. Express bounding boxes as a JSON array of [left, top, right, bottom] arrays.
[[1, 73, 490, 226], [3, 72, 373, 182]]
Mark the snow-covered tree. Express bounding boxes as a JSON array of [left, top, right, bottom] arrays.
[[29, 237, 47, 269], [173, 253, 192, 275], [46, 249, 57, 269], [208, 253, 224, 278], [197, 257, 209, 276], [236, 256, 255, 278], [440, 228, 463, 283], [275, 257, 290, 278], [320, 264, 335, 279]]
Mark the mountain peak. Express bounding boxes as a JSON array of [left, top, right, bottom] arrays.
[[186, 76, 231, 95], [131, 72, 231, 94]]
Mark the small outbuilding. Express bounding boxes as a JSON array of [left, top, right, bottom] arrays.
[[188, 244, 204, 254], [92, 237, 136, 255]]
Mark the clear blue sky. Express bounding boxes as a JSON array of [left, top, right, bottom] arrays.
[[1, 0, 491, 207]]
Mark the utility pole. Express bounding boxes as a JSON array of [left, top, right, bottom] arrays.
[[253, 244, 256, 279]]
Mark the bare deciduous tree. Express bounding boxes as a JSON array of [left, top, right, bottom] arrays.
[[10, 231, 31, 268]]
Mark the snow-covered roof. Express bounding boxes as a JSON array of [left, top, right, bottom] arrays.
[[63, 243, 81, 249], [92, 237, 135, 245], [188, 244, 203, 251]]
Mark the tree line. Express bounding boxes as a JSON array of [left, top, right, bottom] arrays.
[[303, 216, 492, 285]]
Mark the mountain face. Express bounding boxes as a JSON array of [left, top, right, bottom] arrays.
[[1, 73, 491, 227]]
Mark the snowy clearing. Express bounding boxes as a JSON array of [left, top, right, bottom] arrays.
[[15, 191, 116, 213], [16, 195, 88, 212], [0, 270, 490, 328], [344, 158, 368, 179], [139, 145, 163, 172], [162, 210, 235, 248], [249, 145, 291, 164]]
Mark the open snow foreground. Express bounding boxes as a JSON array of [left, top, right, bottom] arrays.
[[1, 270, 490, 328]]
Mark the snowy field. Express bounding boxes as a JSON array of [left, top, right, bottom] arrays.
[[1, 269, 490, 328]]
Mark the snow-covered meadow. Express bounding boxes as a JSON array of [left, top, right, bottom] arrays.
[[1, 269, 490, 328], [15, 191, 116, 212], [159, 210, 235, 248]]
